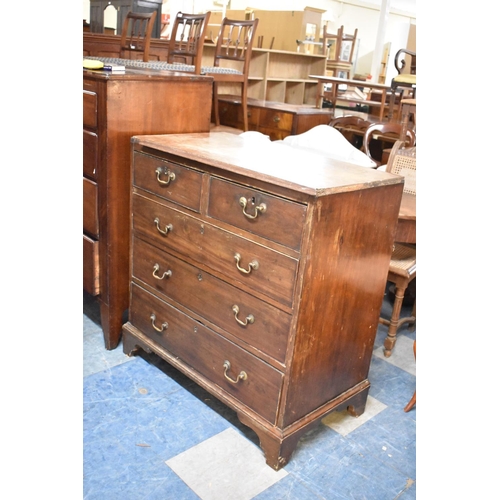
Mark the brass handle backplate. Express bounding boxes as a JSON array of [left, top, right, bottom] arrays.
[[155, 167, 176, 186], [232, 305, 254, 326], [154, 217, 173, 236], [223, 360, 247, 384], [239, 197, 266, 220], [234, 253, 259, 274], [153, 263, 172, 280], [150, 313, 168, 333]]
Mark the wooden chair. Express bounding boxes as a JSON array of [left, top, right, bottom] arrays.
[[362, 122, 416, 167], [328, 116, 371, 150], [204, 18, 259, 132], [387, 48, 416, 121], [120, 11, 157, 62], [404, 340, 416, 412], [379, 141, 416, 357], [322, 25, 358, 79], [167, 11, 211, 75]]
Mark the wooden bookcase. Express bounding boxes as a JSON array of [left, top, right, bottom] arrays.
[[202, 46, 326, 106]]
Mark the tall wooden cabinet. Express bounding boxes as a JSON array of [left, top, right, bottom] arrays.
[[83, 68, 212, 349], [122, 132, 403, 469]]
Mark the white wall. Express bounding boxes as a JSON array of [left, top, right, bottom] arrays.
[[83, 0, 416, 82]]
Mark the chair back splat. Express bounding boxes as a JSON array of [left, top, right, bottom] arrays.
[[167, 11, 211, 74], [120, 11, 157, 62], [207, 18, 259, 132]]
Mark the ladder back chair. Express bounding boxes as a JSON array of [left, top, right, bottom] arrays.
[[379, 141, 416, 357], [120, 11, 157, 62], [167, 11, 211, 75], [322, 25, 358, 79], [205, 17, 259, 132], [387, 48, 416, 121]]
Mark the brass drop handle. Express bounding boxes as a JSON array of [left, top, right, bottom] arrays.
[[234, 253, 259, 274], [223, 360, 247, 384], [152, 263, 172, 280], [154, 217, 173, 235], [155, 167, 176, 186], [239, 197, 266, 220], [273, 115, 281, 123], [150, 313, 168, 332], [232, 305, 254, 326]]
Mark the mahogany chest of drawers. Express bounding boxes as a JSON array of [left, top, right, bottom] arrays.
[[83, 68, 212, 349], [122, 132, 403, 469]]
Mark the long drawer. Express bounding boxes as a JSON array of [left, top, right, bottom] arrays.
[[129, 283, 283, 424], [83, 234, 99, 295], [132, 236, 290, 363], [83, 177, 99, 238], [132, 193, 298, 307], [83, 130, 98, 180]]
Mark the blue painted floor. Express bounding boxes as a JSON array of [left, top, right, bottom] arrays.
[[83, 289, 416, 500]]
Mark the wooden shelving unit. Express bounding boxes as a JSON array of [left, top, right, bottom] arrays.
[[202, 46, 327, 106]]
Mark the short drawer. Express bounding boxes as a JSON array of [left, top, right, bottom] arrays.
[[259, 109, 294, 132], [129, 283, 283, 424], [132, 236, 290, 363], [207, 177, 306, 251], [83, 130, 98, 180], [83, 177, 99, 238], [133, 152, 203, 212], [133, 194, 298, 307], [83, 90, 97, 129], [218, 101, 260, 129], [83, 234, 100, 295]]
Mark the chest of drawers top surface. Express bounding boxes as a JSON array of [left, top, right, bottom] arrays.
[[132, 132, 401, 196]]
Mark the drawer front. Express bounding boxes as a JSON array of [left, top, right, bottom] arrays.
[[83, 130, 98, 180], [83, 90, 98, 129], [132, 236, 290, 363], [218, 101, 260, 129], [133, 152, 203, 212], [207, 177, 306, 251], [259, 109, 294, 132], [133, 194, 298, 307], [130, 283, 283, 424], [83, 234, 100, 295], [83, 177, 99, 238]]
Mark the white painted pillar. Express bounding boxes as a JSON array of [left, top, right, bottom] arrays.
[[370, 0, 391, 82]]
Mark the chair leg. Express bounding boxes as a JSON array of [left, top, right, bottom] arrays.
[[383, 284, 407, 357], [241, 82, 248, 132], [213, 82, 220, 127], [404, 340, 416, 412]]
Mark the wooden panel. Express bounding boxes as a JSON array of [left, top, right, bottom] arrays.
[[83, 177, 99, 238], [83, 235, 100, 295], [132, 237, 291, 364], [129, 283, 284, 424]]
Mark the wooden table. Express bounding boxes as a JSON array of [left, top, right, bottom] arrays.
[[395, 192, 416, 244], [309, 75, 391, 120]]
